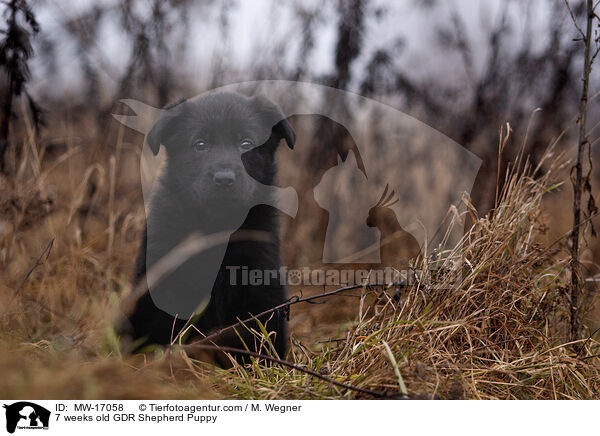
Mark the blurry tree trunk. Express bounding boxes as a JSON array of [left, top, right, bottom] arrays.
[[285, 0, 365, 266], [570, 0, 594, 341], [0, 3, 17, 171], [0, 79, 13, 170], [0, 0, 40, 172]]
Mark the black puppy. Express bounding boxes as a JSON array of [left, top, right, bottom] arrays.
[[119, 92, 295, 364]]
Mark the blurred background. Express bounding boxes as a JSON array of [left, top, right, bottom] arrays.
[[7, 0, 598, 205]]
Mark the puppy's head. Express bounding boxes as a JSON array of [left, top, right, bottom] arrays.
[[146, 92, 294, 216]]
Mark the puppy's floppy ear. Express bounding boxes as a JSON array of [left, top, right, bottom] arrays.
[[146, 100, 186, 156], [146, 116, 169, 156], [252, 95, 295, 149], [273, 118, 295, 150]]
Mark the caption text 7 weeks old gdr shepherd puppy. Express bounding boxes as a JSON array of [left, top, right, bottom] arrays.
[[118, 92, 295, 365]]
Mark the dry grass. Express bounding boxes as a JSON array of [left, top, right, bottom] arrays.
[[1, 114, 599, 399], [212, 147, 600, 400]]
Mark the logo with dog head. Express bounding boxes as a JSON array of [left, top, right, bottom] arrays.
[[3, 402, 50, 433]]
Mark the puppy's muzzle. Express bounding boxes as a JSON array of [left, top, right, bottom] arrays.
[[213, 169, 236, 187]]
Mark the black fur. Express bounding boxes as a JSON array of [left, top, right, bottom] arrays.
[[119, 92, 294, 364]]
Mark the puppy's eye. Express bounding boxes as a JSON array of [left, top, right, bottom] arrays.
[[240, 139, 254, 149], [193, 140, 207, 151]]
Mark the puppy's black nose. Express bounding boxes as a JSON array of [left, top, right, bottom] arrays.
[[213, 170, 236, 186]]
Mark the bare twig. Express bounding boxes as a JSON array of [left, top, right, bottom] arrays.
[[186, 342, 408, 399], [187, 283, 382, 347], [565, 0, 586, 39], [2, 238, 54, 318], [568, 0, 596, 341]]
